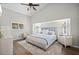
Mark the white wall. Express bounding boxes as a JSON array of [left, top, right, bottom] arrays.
[[76, 4, 79, 47], [0, 7, 31, 54], [0, 7, 31, 38], [31, 3, 79, 47]]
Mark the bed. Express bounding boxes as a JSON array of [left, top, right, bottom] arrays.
[[26, 32, 57, 50]]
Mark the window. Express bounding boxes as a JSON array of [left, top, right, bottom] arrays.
[[19, 24, 24, 29], [12, 23, 24, 29], [33, 23, 41, 33], [12, 23, 18, 29]]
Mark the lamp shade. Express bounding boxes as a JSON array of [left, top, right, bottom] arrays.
[[0, 4, 2, 16]]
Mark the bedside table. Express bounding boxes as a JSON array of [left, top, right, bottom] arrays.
[[58, 35, 72, 47]]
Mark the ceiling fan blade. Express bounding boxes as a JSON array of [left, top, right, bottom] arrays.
[[33, 6, 37, 10], [33, 4, 39, 6], [21, 3, 29, 6]]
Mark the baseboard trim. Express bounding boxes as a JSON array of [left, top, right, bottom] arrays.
[[71, 45, 79, 48]]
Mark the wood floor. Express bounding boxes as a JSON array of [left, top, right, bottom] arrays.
[[13, 40, 79, 55], [62, 46, 79, 55]]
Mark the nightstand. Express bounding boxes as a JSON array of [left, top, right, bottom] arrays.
[[58, 35, 72, 47]]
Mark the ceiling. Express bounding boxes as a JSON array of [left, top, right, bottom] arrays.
[[2, 3, 48, 16]]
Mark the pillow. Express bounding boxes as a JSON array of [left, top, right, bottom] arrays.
[[40, 32, 43, 34], [48, 31, 55, 35], [42, 30, 49, 34]]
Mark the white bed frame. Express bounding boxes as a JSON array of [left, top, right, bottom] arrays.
[[26, 34, 56, 50]]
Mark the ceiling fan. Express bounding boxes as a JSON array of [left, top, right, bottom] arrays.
[[21, 3, 39, 11]]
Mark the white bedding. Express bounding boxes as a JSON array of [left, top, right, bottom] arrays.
[[26, 33, 56, 50]]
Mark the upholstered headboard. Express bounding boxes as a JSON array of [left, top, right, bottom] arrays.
[[41, 27, 57, 35], [41, 27, 56, 31]]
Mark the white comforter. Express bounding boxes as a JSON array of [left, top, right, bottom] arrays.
[[31, 33, 56, 45], [26, 33, 56, 50]]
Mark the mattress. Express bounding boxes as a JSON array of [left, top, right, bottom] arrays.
[[26, 33, 56, 50]]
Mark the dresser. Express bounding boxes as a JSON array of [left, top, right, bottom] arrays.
[[58, 35, 72, 47]]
